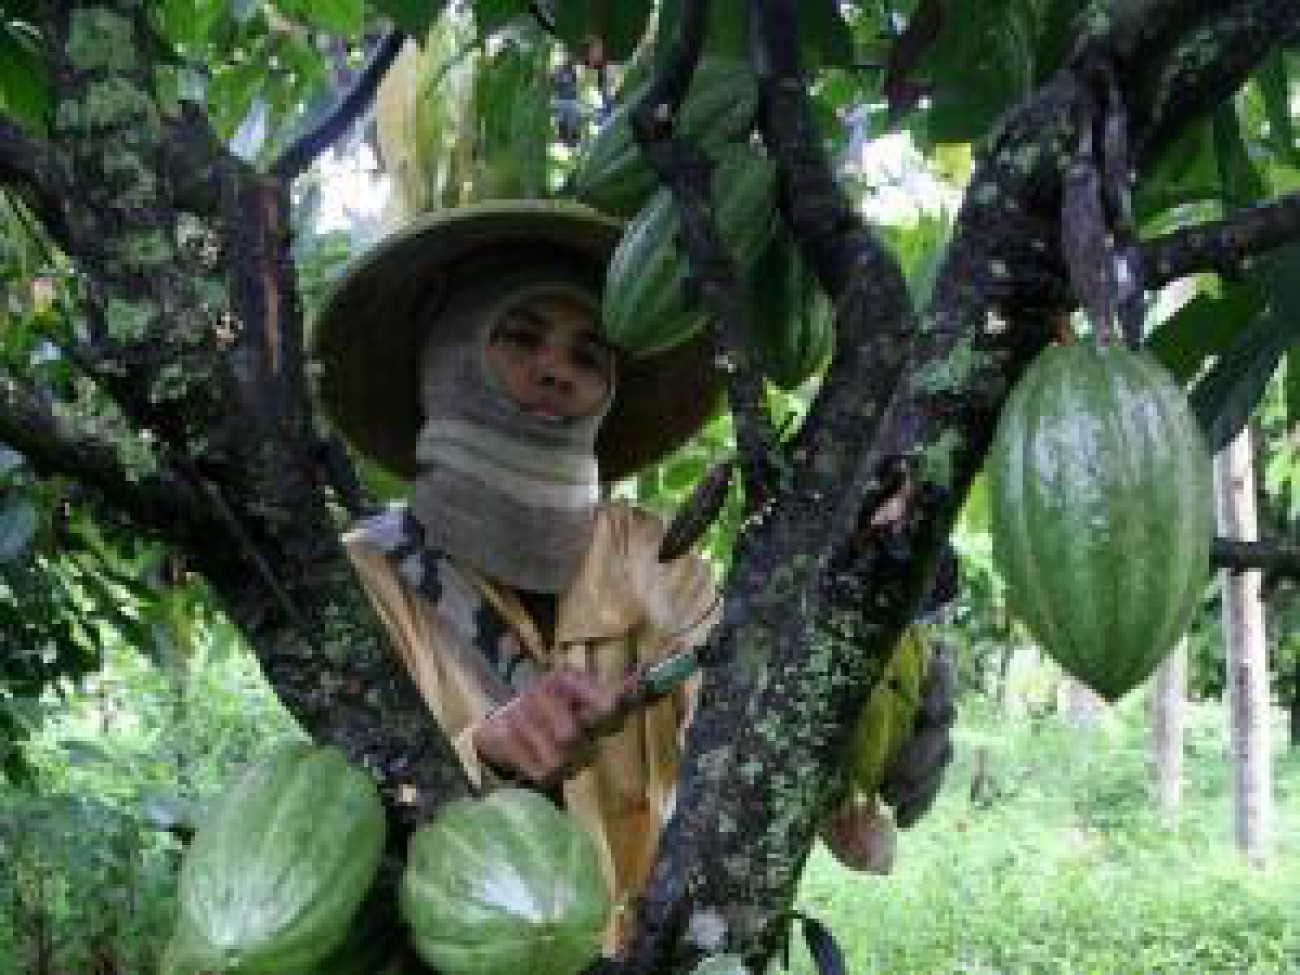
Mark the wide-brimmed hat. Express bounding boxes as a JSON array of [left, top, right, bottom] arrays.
[[312, 199, 721, 484]]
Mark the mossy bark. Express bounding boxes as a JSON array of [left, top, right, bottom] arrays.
[[42, 0, 469, 829]]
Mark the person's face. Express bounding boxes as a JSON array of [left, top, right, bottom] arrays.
[[485, 294, 616, 422]]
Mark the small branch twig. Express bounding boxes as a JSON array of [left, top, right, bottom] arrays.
[[1213, 536, 1300, 578], [629, 0, 777, 496], [0, 371, 204, 539], [754, 0, 915, 564], [270, 28, 407, 182], [1143, 189, 1300, 288], [0, 116, 72, 247]]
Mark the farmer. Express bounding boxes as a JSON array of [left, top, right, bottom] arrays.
[[312, 200, 954, 941]]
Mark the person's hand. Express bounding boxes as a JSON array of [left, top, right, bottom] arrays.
[[821, 795, 897, 874], [878, 647, 957, 828], [472, 667, 626, 786]]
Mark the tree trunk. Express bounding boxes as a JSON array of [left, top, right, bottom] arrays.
[[1149, 638, 1187, 825], [1214, 427, 1273, 867]]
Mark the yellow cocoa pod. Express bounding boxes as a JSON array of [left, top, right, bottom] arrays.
[[850, 627, 929, 799]]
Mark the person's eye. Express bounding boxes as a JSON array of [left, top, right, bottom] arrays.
[[573, 343, 613, 376], [494, 319, 543, 349]]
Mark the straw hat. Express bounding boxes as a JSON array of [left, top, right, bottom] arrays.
[[312, 199, 720, 483]]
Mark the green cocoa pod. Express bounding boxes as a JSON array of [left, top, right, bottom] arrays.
[[164, 743, 385, 975], [987, 343, 1214, 701], [602, 143, 777, 355], [741, 230, 834, 389], [401, 789, 610, 975], [572, 57, 758, 218]]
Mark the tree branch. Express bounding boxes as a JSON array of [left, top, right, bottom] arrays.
[[0, 116, 72, 247], [270, 28, 407, 182], [629, 0, 777, 497], [1213, 536, 1300, 577], [1144, 190, 1300, 287], [45, 0, 469, 828], [0, 371, 204, 539], [755, 0, 917, 560], [617, 3, 1293, 972]]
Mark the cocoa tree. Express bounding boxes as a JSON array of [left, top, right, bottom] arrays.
[[2, 1, 1300, 972]]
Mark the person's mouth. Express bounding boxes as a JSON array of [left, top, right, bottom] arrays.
[[520, 402, 570, 423]]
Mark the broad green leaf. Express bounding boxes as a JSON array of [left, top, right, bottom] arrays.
[[800, 0, 856, 69], [917, 0, 1036, 145], [374, 0, 451, 37], [206, 58, 264, 141], [0, 498, 38, 562], [274, 0, 364, 35], [553, 0, 652, 63], [471, 0, 531, 34], [1147, 285, 1262, 385], [1256, 50, 1299, 167], [1136, 119, 1220, 221], [1190, 245, 1300, 452], [0, 23, 49, 133], [654, 0, 748, 61], [154, 0, 225, 50], [1212, 104, 1267, 205], [1190, 315, 1292, 453]]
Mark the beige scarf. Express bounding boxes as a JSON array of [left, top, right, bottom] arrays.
[[410, 268, 613, 594]]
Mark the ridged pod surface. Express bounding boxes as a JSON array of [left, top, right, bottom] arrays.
[[602, 143, 777, 355], [572, 57, 758, 218], [164, 743, 385, 975], [741, 230, 834, 389], [401, 788, 610, 975], [987, 344, 1213, 701], [851, 627, 928, 798]]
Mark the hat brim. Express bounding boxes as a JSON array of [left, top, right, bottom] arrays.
[[312, 199, 721, 484]]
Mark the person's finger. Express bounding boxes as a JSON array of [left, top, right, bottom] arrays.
[[529, 682, 584, 753], [508, 703, 564, 783], [550, 668, 619, 726]]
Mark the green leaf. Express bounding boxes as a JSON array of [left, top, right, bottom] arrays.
[[1137, 120, 1220, 221], [206, 57, 263, 141], [1190, 245, 1300, 452], [0, 23, 49, 133], [917, 0, 1036, 145], [471, 0, 532, 34], [154, 0, 226, 50], [1256, 50, 1299, 167], [1147, 285, 1262, 385], [373, 0, 451, 37], [800, 0, 856, 69], [1212, 104, 1267, 206], [552, 0, 652, 62], [1190, 315, 1292, 453], [274, 0, 364, 35], [0, 498, 38, 562]]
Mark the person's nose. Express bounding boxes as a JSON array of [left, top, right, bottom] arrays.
[[533, 343, 575, 391]]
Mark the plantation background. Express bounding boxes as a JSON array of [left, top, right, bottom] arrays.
[[2, 623, 1297, 974]]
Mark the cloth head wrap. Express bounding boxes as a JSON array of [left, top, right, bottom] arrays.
[[410, 264, 614, 594]]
